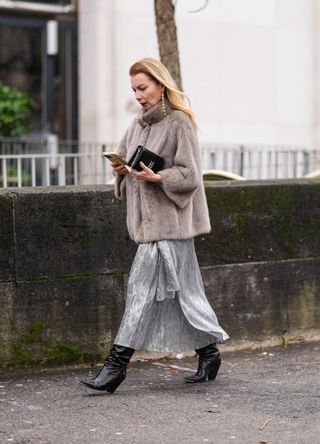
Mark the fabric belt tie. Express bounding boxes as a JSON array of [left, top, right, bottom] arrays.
[[154, 241, 180, 301]]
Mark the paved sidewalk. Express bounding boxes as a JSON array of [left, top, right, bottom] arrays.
[[0, 341, 319, 444]]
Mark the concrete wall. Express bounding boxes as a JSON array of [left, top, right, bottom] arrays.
[[0, 180, 320, 368]]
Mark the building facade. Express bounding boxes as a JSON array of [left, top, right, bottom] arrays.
[[1, 0, 320, 183], [78, 0, 320, 149], [0, 0, 77, 140]]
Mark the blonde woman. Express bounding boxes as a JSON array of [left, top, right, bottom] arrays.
[[81, 58, 229, 393]]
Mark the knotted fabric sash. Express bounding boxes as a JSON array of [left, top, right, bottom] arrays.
[[153, 240, 180, 301]]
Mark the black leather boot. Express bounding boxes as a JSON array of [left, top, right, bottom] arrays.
[[80, 345, 135, 393], [184, 343, 221, 383]]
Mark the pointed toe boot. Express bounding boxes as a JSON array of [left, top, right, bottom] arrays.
[[184, 343, 221, 384], [81, 345, 135, 393]]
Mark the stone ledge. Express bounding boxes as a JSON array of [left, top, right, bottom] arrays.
[[0, 179, 319, 368]]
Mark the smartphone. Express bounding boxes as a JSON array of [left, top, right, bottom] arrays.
[[103, 152, 126, 165]]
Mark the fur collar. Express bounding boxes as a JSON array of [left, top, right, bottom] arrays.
[[137, 100, 172, 127]]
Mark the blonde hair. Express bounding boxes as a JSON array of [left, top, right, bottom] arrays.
[[129, 58, 199, 129]]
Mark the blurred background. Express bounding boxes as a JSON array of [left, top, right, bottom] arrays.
[[1, 0, 320, 187]]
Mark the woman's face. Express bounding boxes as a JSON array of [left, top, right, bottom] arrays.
[[131, 73, 164, 111]]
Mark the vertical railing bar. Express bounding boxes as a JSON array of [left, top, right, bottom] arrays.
[[45, 158, 50, 186], [58, 155, 62, 186], [58, 155, 66, 186], [293, 151, 297, 178], [258, 150, 262, 180], [302, 151, 308, 176], [17, 157, 22, 187], [239, 145, 244, 177], [268, 150, 272, 178], [31, 157, 36, 186], [3, 159, 8, 188], [247, 150, 251, 179], [88, 153, 92, 181], [74, 156, 78, 184], [275, 151, 279, 179], [63, 155, 66, 185], [101, 151, 106, 183]]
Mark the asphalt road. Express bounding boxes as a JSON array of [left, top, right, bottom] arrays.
[[0, 341, 319, 444]]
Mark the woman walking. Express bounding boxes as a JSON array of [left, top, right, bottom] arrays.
[[81, 58, 229, 393]]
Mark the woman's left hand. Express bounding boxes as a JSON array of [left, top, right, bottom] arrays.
[[126, 162, 162, 183]]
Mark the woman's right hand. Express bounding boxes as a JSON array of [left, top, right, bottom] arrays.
[[112, 162, 127, 176]]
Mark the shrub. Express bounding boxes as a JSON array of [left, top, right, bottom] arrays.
[[0, 83, 32, 137]]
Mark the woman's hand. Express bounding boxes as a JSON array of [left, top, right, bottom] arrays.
[[126, 162, 162, 183], [112, 162, 128, 176]]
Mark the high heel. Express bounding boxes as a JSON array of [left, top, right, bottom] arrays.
[[80, 345, 134, 393], [208, 362, 221, 380], [184, 343, 221, 383]]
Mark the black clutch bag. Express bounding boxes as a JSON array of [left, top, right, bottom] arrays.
[[127, 145, 165, 173]]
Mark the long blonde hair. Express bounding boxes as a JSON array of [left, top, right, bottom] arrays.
[[129, 57, 199, 129]]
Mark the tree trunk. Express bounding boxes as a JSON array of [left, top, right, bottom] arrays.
[[154, 0, 182, 90]]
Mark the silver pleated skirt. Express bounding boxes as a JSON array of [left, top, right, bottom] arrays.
[[115, 238, 229, 352]]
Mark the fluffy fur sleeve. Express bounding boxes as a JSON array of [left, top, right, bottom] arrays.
[[158, 124, 201, 209]]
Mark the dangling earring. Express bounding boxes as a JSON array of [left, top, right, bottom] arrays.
[[161, 90, 167, 116]]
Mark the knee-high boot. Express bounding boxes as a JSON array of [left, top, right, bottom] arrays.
[[80, 344, 135, 393], [184, 343, 221, 383]]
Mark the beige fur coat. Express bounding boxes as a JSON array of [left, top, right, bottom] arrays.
[[115, 102, 211, 244]]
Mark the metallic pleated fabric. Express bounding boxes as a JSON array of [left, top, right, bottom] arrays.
[[115, 238, 229, 352]]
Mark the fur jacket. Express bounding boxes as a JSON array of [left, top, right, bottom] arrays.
[[115, 102, 211, 244]]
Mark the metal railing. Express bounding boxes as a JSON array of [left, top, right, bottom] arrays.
[[0, 152, 113, 187], [0, 137, 117, 187], [201, 143, 320, 180], [1, 138, 320, 188]]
